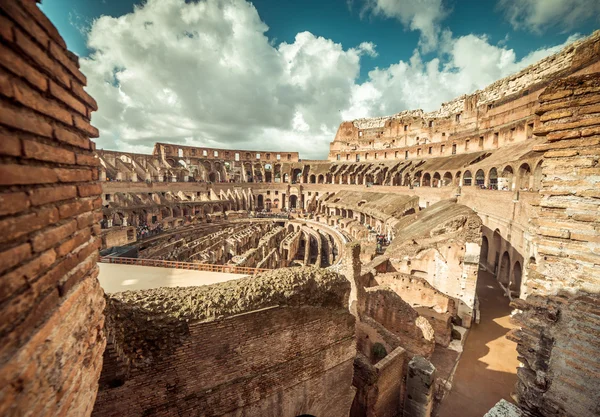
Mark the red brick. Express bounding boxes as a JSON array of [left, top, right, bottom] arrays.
[[0, 164, 58, 185], [59, 253, 97, 297], [55, 168, 93, 183], [75, 153, 99, 167], [77, 183, 102, 198], [58, 199, 93, 219], [0, 13, 14, 42], [0, 43, 48, 92], [14, 28, 70, 88], [29, 185, 77, 206], [53, 126, 90, 150], [71, 80, 98, 111], [0, 101, 53, 138], [0, 191, 30, 216], [0, 243, 31, 275], [0, 2, 49, 48], [56, 229, 91, 258], [31, 220, 77, 252], [13, 80, 73, 126], [76, 212, 96, 229], [0, 133, 22, 157], [18, 0, 68, 49], [0, 249, 56, 304], [0, 67, 14, 97], [49, 80, 87, 116], [0, 207, 58, 244], [23, 140, 76, 164], [49, 42, 86, 86], [73, 115, 99, 138]]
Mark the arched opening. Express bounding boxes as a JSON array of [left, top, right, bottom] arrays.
[[492, 229, 501, 272], [501, 165, 514, 190], [512, 261, 522, 296], [265, 198, 272, 210], [442, 172, 452, 186], [463, 170, 472, 186], [317, 174, 324, 184], [517, 163, 531, 190], [432, 172, 441, 187], [422, 172, 431, 187], [283, 173, 289, 183], [488, 168, 498, 189], [309, 174, 316, 184], [208, 172, 217, 182], [480, 235, 489, 266], [475, 169, 485, 187], [257, 194, 264, 209], [292, 169, 302, 183], [498, 251, 510, 286], [454, 170, 462, 186], [533, 161, 543, 191], [290, 195, 298, 209]]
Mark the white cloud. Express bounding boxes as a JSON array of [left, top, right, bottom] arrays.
[[82, 0, 369, 159], [343, 32, 580, 119], [360, 0, 449, 52], [82, 0, 583, 159], [497, 0, 600, 33]]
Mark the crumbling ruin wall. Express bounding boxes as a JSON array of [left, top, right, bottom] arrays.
[[93, 267, 356, 417], [0, 1, 105, 415], [508, 74, 600, 417]]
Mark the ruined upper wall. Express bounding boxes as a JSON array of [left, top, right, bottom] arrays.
[[153, 141, 300, 162], [0, 1, 104, 415]]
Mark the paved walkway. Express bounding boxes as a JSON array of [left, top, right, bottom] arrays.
[[98, 263, 247, 293], [437, 270, 519, 417]]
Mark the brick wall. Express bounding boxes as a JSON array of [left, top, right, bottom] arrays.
[[0, 1, 105, 416], [508, 73, 600, 417]]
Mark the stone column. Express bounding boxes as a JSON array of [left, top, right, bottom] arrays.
[[403, 356, 436, 417]]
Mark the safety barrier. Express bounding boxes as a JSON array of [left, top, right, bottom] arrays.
[[100, 256, 268, 275]]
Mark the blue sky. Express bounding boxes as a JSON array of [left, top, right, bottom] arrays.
[[38, 0, 600, 158]]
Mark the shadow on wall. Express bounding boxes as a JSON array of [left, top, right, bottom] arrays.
[[437, 270, 520, 417], [480, 226, 525, 298]]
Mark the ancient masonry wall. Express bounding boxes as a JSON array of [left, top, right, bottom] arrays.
[[509, 74, 600, 417], [0, 1, 105, 416], [93, 267, 356, 417]]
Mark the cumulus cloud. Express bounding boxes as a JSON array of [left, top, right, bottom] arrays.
[[359, 0, 449, 52], [83, 0, 582, 159], [342, 33, 580, 119], [497, 0, 600, 33]]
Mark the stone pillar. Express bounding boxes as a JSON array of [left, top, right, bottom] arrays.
[[403, 356, 436, 417]]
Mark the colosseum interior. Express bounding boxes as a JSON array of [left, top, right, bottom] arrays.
[[0, 1, 599, 417]]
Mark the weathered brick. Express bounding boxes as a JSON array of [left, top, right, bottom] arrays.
[[58, 199, 94, 219], [0, 132, 22, 157], [56, 228, 91, 258], [29, 185, 77, 206], [49, 42, 86, 86], [77, 184, 102, 198], [73, 115, 99, 138], [17, 0, 68, 49], [14, 28, 70, 88], [31, 220, 78, 252], [0, 243, 31, 275], [0, 164, 58, 185], [55, 168, 93, 183], [13, 80, 73, 126], [53, 126, 90, 150], [23, 140, 76, 165], [0, 192, 30, 216], [0, 101, 53, 138], [0, 43, 48, 92], [0, 1, 50, 48], [0, 207, 59, 244], [71, 80, 98, 111], [540, 110, 573, 122], [0, 249, 56, 304], [49, 80, 87, 116], [75, 153, 99, 167], [539, 89, 573, 102], [0, 13, 14, 42], [0, 67, 14, 97]]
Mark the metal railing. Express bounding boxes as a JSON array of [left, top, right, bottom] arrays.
[[100, 256, 268, 275]]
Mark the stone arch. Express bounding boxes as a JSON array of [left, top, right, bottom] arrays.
[[517, 163, 531, 190], [475, 169, 485, 187], [422, 172, 431, 187], [533, 160, 543, 191], [442, 172, 453, 186], [501, 165, 514, 190], [208, 172, 217, 182], [488, 167, 498, 189], [290, 195, 298, 209], [432, 172, 441, 187], [454, 170, 461, 186], [463, 170, 473, 186], [317, 174, 324, 184], [257, 194, 264, 209], [309, 174, 316, 184], [498, 251, 511, 286], [512, 261, 522, 296], [481, 235, 489, 266], [492, 229, 502, 272]]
